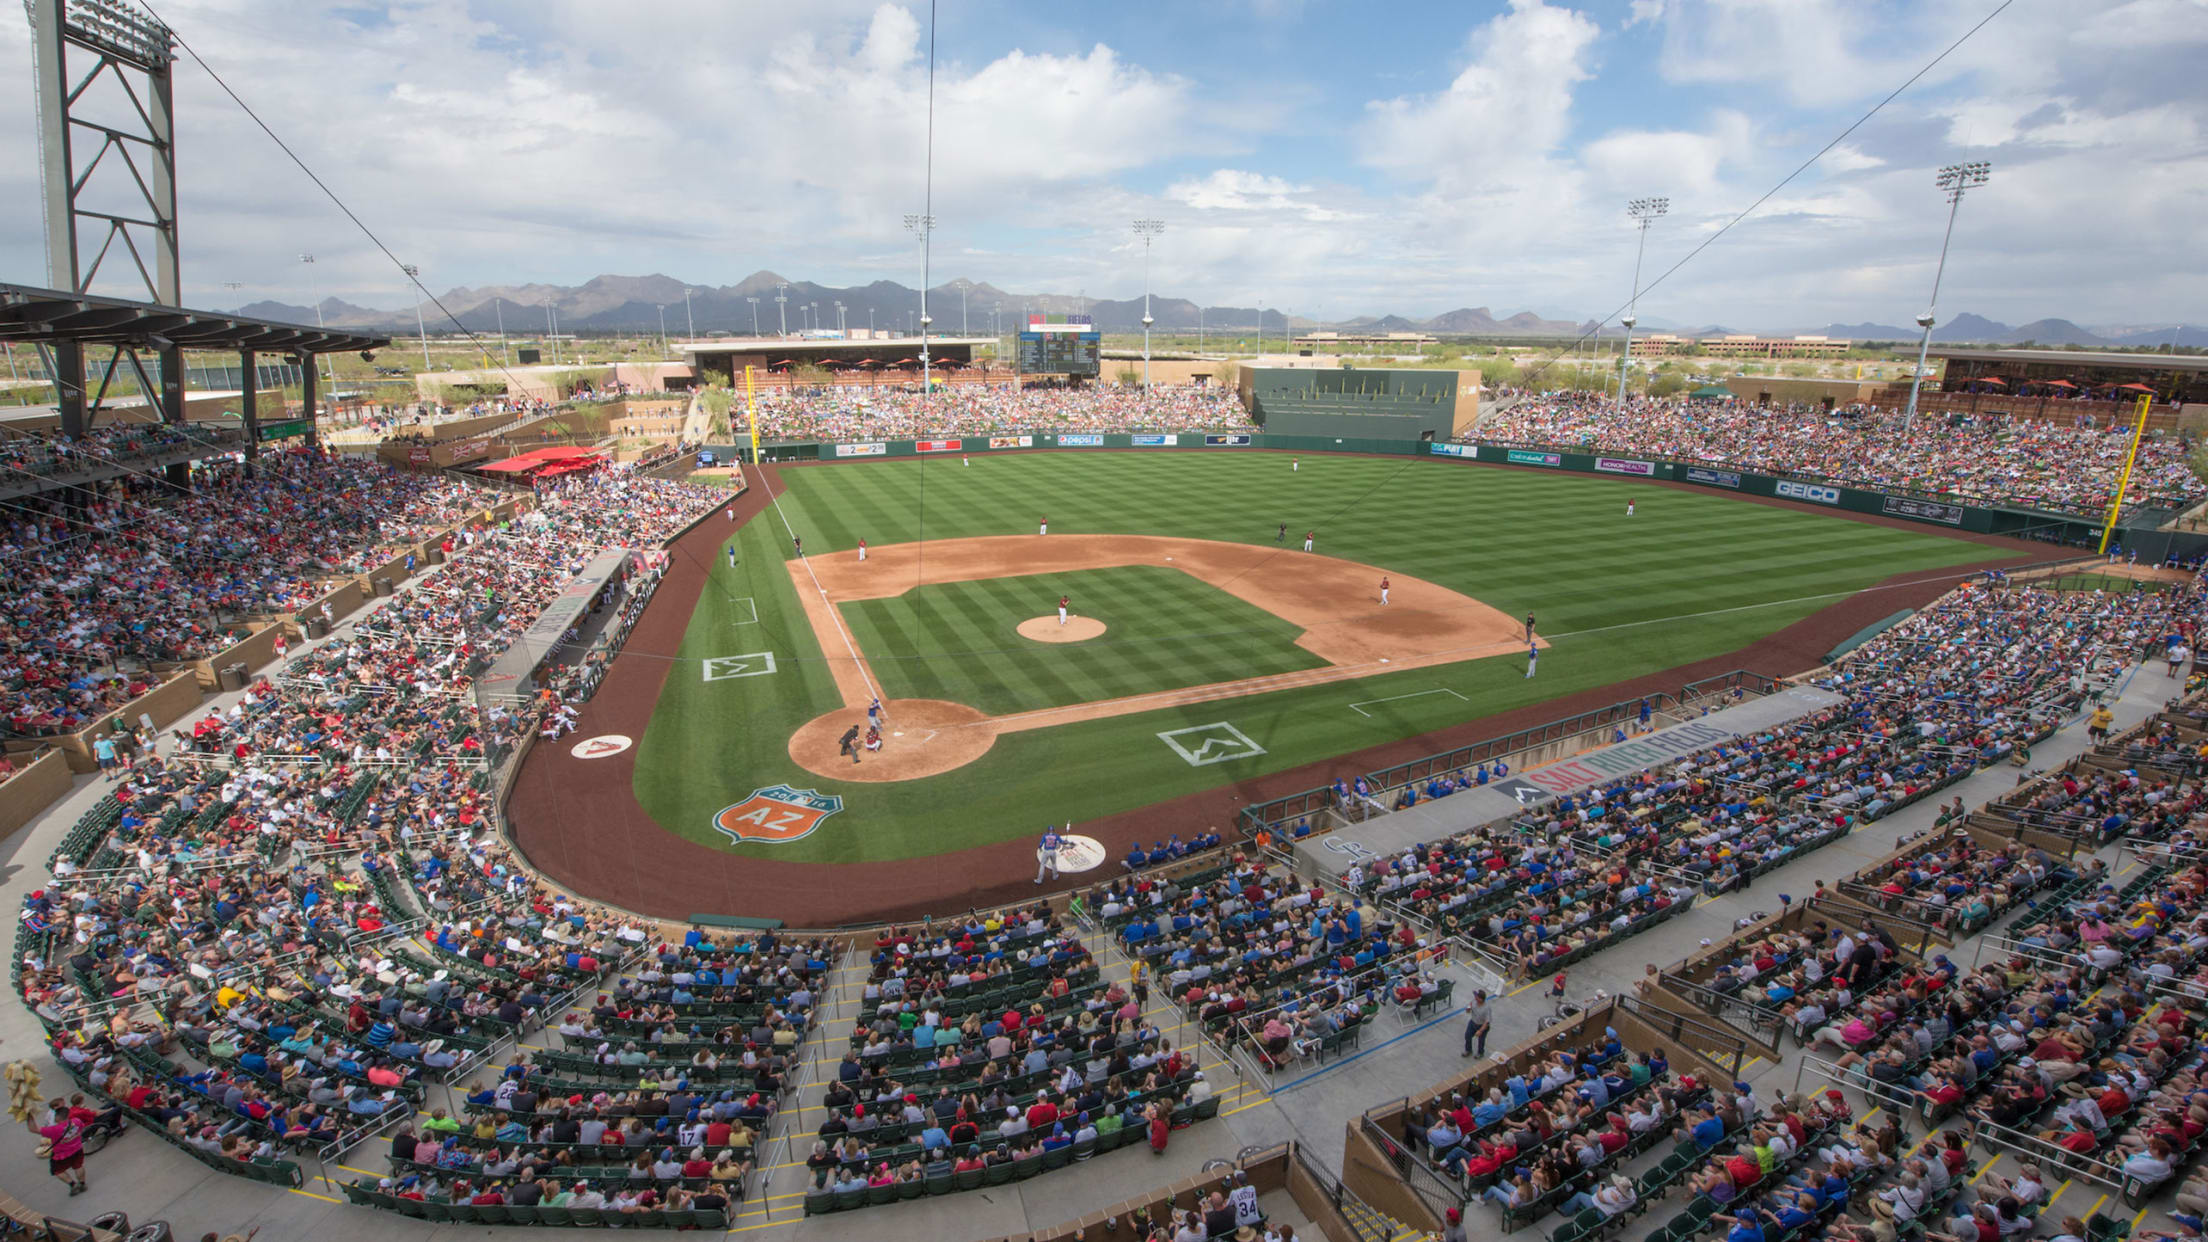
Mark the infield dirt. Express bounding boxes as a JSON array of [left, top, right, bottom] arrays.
[[782, 533, 1535, 781]]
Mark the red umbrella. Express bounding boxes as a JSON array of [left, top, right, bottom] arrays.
[[2117, 383, 2157, 393], [770, 359, 797, 368], [1972, 376, 2005, 387], [2041, 379, 2076, 389]]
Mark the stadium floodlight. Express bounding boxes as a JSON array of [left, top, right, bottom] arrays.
[[400, 264, 430, 370], [905, 214, 937, 395], [683, 287, 696, 338], [835, 301, 846, 337], [774, 282, 788, 337], [1617, 197, 1668, 403], [1903, 162, 1992, 431], [746, 296, 760, 336], [543, 295, 560, 366], [64, 0, 173, 70], [1132, 219, 1164, 393], [298, 256, 339, 381]]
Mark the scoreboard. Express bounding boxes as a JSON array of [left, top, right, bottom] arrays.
[[1017, 331, 1100, 377]]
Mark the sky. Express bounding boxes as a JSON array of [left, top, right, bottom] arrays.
[[2, 0, 2204, 330]]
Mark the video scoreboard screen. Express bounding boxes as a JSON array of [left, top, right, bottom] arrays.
[[1017, 313, 1100, 378]]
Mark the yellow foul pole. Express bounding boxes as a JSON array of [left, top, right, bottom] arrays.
[[744, 366, 759, 464], [2097, 393, 2154, 555]]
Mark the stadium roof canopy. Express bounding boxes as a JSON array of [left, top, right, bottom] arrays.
[[0, 281, 389, 354], [1927, 346, 2208, 373]]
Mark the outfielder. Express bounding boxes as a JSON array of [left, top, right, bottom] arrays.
[[726, 544, 736, 569], [1380, 576, 1390, 605], [1035, 825, 1065, 884], [1303, 530, 1315, 552], [962, 454, 969, 467], [857, 538, 868, 562], [1058, 594, 1070, 627], [1627, 499, 1636, 517], [1525, 643, 1539, 679], [1039, 516, 1049, 536]]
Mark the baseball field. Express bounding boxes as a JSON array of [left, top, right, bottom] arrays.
[[613, 450, 2000, 866]]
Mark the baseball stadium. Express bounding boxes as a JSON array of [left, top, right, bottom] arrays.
[[8, 5, 2208, 1242]]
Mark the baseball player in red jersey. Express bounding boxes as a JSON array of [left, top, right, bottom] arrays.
[[1627, 499, 1636, 517], [1303, 530, 1315, 552], [1039, 516, 1049, 536], [1058, 595, 1070, 626], [1380, 576, 1390, 605], [857, 538, 868, 562]]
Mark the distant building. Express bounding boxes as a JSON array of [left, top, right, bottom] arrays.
[[1696, 335, 1853, 359], [1291, 331, 1438, 348]]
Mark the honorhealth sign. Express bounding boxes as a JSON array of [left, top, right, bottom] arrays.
[[988, 435, 1033, 449], [1595, 457, 1655, 476], [1882, 495, 1966, 525], [835, 442, 886, 457], [1057, 434, 1104, 446], [1684, 466, 1742, 489], [916, 439, 962, 453], [1132, 434, 1177, 446], [1506, 449, 1562, 467], [1776, 479, 1841, 505], [1430, 442, 1475, 458], [1204, 433, 1251, 446]]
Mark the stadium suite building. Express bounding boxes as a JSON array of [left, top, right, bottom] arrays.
[[675, 335, 999, 386]]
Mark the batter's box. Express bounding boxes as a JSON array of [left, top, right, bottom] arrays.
[[727, 596, 759, 626], [1157, 721, 1266, 767], [703, 652, 777, 682]]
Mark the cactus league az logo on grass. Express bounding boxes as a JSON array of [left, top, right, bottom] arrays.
[[713, 784, 845, 845]]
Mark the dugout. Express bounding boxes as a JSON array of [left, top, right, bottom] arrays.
[[1240, 367, 1476, 441]]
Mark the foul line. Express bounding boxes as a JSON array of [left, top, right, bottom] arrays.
[[764, 483, 881, 707], [1349, 687, 1467, 717]]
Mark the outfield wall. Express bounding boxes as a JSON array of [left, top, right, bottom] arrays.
[[711, 429, 1426, 462]]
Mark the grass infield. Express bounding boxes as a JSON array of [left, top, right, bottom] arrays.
[[631, 451, 1996, 864], [841, 564, 1323, 716]]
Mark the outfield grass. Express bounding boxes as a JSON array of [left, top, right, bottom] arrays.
[[631, 452, 2001, 864], [841, 564, 1323, 715]]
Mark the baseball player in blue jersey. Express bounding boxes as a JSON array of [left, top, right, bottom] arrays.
[[1035, 825, 1064, 884]]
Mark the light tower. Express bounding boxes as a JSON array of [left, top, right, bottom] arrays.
[[1903, 161, 1992, 430], [835, 301, 846, 337], [1618, 197, 1667, 402], [775, 282, 788, 337], [746, 297, 760, 336], [905, 213, 936, 395], [400, 264, 429, 369], [1132, 219, 1164, 392], [299, 254, 339, 382]]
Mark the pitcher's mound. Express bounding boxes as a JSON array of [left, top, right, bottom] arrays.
[[789, 699, 996, 783], [1018, 616, 1106, 643]]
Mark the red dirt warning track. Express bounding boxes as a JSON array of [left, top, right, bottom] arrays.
[[504, 460, 2059, 928]]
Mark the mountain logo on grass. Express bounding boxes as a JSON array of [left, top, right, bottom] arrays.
[[713, 784, 845, 844]]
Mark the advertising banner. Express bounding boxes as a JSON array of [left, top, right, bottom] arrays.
[[1506, 449, 1562, 467], [1882, 495, 1966, 526], [1594, 457, 1655, 476], [915, 438, 963, 453], [1683, 466, 1742, 489], [835, 442, 887, 457], [988, 435, 1033, 449], [1430, 442, 1475, 458], [1204, 433, 1252, 446], [1131, 434, 1177, 446], [1057, 434, 1105, 446], [406, 445, 431, 466], [1776, 479, 1841, 505], [448, 438, 493, 464]]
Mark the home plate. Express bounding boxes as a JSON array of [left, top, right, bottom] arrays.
[[894, 731, 906, 737]]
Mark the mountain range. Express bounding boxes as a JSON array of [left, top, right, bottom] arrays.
[[230, 270, 2206, 349]]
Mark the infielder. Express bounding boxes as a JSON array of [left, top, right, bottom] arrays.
[[1039, 515, 1049, 536], [857, 538, 868, 562], [1058, 594, 1070, 626], [1525, 643, 1538, 679], [1379, 576, 1390, 605], [1303, 530, 1315, 552], [1035, 825, 1064, 884]]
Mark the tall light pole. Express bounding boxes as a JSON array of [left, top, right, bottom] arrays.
[[657, 304, 669, 358], [543, 296, 559, 366], [867, 306, 874, 336], [835, 301, 846, 337], [400, 264, 429, 370], [682, 287, 695, 338], [1132, 219, 1164, 392], [905, 213, 936, 395], [1619, 197, 1668, 402], [1904, 161, 1992, 431], [746, 297, 760, 336], [298, 254, 337, 386], [775, 283, 788, 336], [1199, 305, 1205, 355]]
